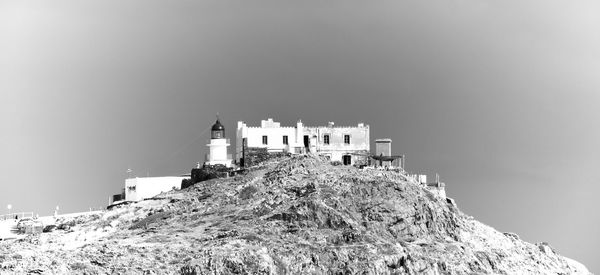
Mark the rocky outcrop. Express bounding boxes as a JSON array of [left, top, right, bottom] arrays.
[[0, 155, 591, 274]]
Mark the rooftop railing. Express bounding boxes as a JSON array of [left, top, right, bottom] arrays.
[[0, 212, 34, 221], [206, 138, 231, 144]]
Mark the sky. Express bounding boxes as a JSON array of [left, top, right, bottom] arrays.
[[1, 0, 599, 271]]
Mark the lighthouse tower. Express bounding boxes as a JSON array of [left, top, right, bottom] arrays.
[[205, 117, 233, 167]]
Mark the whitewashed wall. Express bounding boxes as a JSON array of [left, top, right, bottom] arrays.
[[125, 176, 188, 202], [236, 118, 370, 165]]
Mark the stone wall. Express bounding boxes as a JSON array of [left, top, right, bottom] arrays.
[[243, 147, 289, 168]]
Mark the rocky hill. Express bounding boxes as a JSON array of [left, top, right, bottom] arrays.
[[0, 155, 591, 274]]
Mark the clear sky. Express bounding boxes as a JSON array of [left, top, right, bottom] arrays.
[[1, 0, 599, 271]]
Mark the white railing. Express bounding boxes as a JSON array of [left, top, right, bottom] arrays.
[[206, 138, 231, 144], [0, 212, 33, 221]]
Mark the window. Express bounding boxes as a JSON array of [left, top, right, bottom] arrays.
[[323, 134, 330, 145], [262, 135, 268, 145], [343, 155, 352, 165], [283, 135, 288, 145], [344, 135, 350, 144]]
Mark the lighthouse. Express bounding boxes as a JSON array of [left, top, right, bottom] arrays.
[[205, 117, 233, 167]]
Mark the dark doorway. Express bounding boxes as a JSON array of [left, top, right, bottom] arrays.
[[241, 138, 247, 168], [342, 155, 352, 165], [304, 135, 309, 148]]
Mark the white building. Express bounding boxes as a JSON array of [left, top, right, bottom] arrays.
[[236, 118, 370, 166], [425, 182, 447, 199], [125, 176, 189, 202], [204, 118, 233, 167], [412, 174, 446, 199]]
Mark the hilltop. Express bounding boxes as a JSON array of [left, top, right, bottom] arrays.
[[0, 155, 591, 274]]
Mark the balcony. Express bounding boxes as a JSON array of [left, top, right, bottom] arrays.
[[206, 138, 231, 146]]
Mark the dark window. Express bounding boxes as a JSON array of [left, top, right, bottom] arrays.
[[323, 134, 330, 145], [283, 135, 288, 145], [344, 135, 350, 144], [262, 135, 268, 145], [343, 155, 352, 165]]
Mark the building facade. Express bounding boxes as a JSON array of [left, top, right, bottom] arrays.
[[124, 176, 189, 202], [236, 118, 370, 166], [375, 138, 392, 167]]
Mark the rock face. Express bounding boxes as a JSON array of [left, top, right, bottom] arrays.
[[0, 155, 591, 274]]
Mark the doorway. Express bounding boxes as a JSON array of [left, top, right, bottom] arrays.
[[304, 135, 309, 152], [342, 155, 352, 165]]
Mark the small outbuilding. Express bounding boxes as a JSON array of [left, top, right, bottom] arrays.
[[125, 176, 189, 202]]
